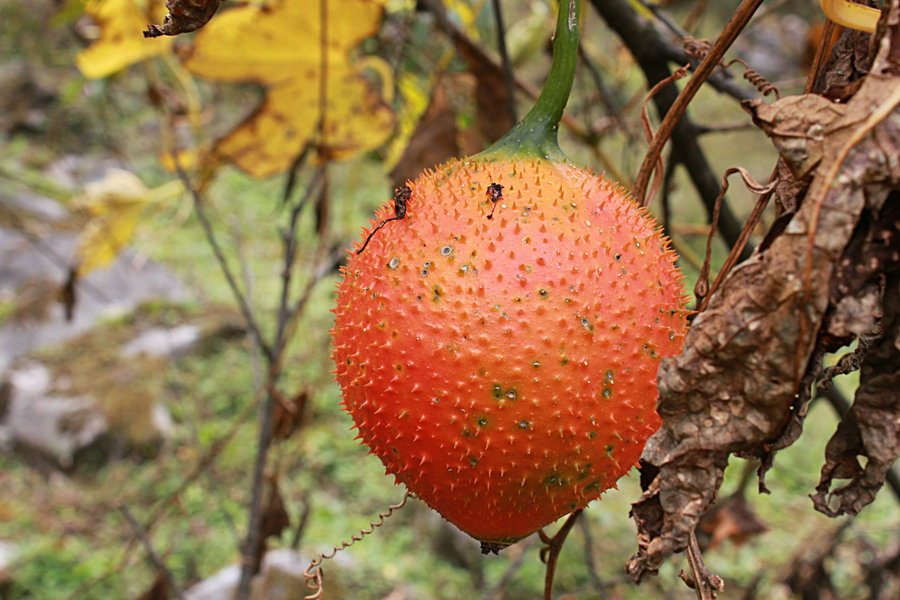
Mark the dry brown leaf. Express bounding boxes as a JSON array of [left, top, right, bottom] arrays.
[[389, 75, 467, 187], [143, 0, 222, 38], [626, 7, 900, 581], [454, 36, 515, 146], [812, 273, 900, 517]]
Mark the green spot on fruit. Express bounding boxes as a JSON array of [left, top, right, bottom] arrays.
[[584, 479, 603, 492], [469, 457, 478, 466], [601, 388, 611, 399], [588, 431, 597, 440], [605, 444, 614, 457], [545, 473, 565, 487], [476, 416, 489, 427]]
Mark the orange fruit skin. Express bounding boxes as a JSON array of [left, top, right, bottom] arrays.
[[332, 158, 688, 546]]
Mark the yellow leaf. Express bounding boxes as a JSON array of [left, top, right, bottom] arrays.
[[76, 0, 173, 79], [74, 169, 152, 275], [183, 0, 394, 177]]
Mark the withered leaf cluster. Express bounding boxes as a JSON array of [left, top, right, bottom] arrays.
[[627, 5, 900, 583]]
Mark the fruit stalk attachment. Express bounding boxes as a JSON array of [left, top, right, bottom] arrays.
[[479, 0, 581, 162]]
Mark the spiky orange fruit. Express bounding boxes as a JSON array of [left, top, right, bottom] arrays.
[[332, 157, 688, 549]]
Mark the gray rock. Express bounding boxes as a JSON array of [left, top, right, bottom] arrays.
[[0, 362, 107, 468], [0, 225, 186, 373], [121, 324, 201, 358], [183, 549, 343, 600]]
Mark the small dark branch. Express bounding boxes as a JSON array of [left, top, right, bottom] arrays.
[[538, 509, 582, 600], [578, 516, 607, 591], [274, 168, 325, 360], [118, 504, 185, 600], [637, 0, 688, 38], [236, 169, 325, 600], [491, 0, 518, 123], [806, 20, 838, 93], [680, 530, 724, 599], [282, 143, 314, 205], [236, 377, 280, 598], [632, 0, 765, 205], [578, 42, 632, 137], [175, 163, 274, 362]]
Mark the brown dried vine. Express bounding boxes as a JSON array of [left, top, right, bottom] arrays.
[[626, 0, 900, 583], [634, 0, 766, 206], [303, 492, 411, 600]]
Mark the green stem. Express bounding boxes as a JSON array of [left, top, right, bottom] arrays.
[[478, 0, 580, 162]]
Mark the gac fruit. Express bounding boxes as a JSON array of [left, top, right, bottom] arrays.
[[332, 157, 688, 549]]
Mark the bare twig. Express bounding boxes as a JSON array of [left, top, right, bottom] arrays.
[[175, 163, 274, 363], [538, 509, 582, 600], [680, 530, 724, 599], [118, 504, 185, 600]]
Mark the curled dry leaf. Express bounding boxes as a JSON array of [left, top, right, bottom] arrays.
[[143, 0, 222, 38], [812, 273, 900, 517], [626, 9, 900, 581]]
